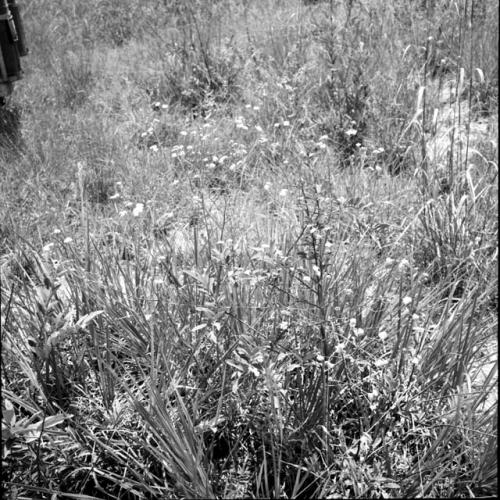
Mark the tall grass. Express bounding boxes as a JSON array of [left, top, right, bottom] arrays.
[[1, 0, 497, 498]]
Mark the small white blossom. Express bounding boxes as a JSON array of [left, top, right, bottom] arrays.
[[42, 243, 54, 254], [335, 342, 346, 353], [335, 342, 345, 354], [398, 259, 410, 272], [411, 355, 421, 365], [132, 203, 144, 217], [354, 328, 365, 337], [378, 330, 388, 341]]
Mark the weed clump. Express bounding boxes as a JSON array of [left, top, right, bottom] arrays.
[[54, 50, 95, 109]]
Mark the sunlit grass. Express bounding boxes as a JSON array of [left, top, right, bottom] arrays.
[[1, 0, 497, 498]]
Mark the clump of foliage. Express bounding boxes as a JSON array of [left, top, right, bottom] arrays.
[[1, 0, 497, 498]]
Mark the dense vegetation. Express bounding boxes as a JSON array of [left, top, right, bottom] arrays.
[[1, 0, 497, 498]]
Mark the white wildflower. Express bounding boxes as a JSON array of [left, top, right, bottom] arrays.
[[132, 203, 144, 217], [355, 328, 365, 337], [42, 242, 54, 254], [398, 259, 410, 272], [335, 342, 346, 353], [378, 330, 388, 341]]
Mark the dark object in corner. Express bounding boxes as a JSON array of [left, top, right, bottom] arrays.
[[0, 0, 28, 105]]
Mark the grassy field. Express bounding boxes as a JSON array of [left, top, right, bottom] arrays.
[[1, 0, 498, 498]]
